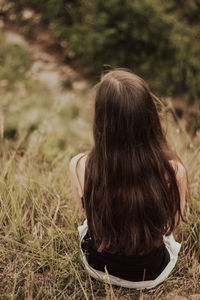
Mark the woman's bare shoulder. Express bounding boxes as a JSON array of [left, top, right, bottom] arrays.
[[69, 153, 88, 191], [70, 153, 85, 170], [169, 159, 187, 182], [69, 153, 87, 171]]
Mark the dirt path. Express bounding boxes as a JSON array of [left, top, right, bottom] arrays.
[[3, 29, 88, 102]]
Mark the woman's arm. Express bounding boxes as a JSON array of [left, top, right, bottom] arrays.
[[69, 153, 87, 215], [170, 160, 188, 215]]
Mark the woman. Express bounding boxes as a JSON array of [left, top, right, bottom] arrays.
[[69, 69, 189, 289]]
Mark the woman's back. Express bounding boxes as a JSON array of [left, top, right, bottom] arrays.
[[70, 152, 186, 287], [69, 69, 189, 288], [82, 70, 186, 256]]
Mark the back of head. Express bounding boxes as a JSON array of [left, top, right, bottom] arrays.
[[94, 69, 164, 151], [84, 69, 181, 255]]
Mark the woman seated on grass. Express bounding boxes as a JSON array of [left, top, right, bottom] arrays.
[[69, 69, 189, 289]]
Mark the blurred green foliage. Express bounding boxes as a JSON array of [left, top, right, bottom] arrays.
[[5, 0, 200, 101]]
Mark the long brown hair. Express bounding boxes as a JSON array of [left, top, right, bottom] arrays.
[[84, 69, 183, 256]]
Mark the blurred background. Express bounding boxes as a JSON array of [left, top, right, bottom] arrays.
[[0, 0, 200, 146], [0, 1, 200, 299]]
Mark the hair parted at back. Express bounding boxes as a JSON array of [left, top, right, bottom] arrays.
[[84, 68, 183, 256]]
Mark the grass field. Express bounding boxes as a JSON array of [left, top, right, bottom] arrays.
[[0, 30, 200, 300]]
